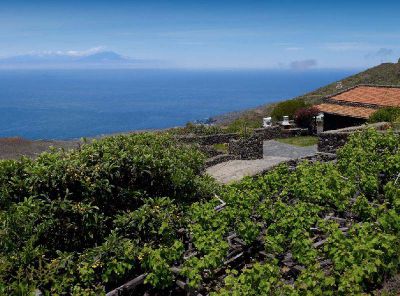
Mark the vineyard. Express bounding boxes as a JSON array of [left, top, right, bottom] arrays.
[[0, 130, 399, 295]]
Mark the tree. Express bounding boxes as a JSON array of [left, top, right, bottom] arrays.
[[368, 107, 400, 123], [294, 106, 320, 129], [271, 99, 309, 121]]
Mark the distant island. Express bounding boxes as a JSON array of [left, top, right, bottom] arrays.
[[0, 50, 161, 69]]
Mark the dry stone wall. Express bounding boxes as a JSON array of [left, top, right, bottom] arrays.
[[204, 154, 238, 168], [176, 126, 310, 162], [253, 126, 309, 140], [229, 135, 263, 160], [318, 122, 391, 153]]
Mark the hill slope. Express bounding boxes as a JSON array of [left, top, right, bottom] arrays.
[[216, 61, 400, 126], [296, 62, 400, 104]]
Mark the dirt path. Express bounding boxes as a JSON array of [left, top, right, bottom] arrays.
[[206, 156, 290, 184], [206, 140, 317, 184], [263, 140, 317, 158]]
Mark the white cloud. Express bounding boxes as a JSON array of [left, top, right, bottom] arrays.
[[33, 46, 106, 57], [65, 46, 106, 56]]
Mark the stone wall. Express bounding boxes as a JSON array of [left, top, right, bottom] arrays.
[[318, 122, 391, 153], [229, 135, 263, 160], [204, 154, 238, 168], [177, 126, 310, 162], [176, 126, 308, 146], [317, 133, 350, 154], [196, 145, 223, 158], [253, 126, 309, 140], [253, 126, 282, 140], [280, 128, 310, 138]]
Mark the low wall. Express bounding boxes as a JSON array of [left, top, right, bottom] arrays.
[[253, 127, 309, 140], [176, 127, 308, 146], [318, 122, 391, 153], [318, 133, 349, 154], [197, 145, 223, 158], [229, 135, 263, 160], [280, 128, 310, 138], [177, 126, 310, 162], [205, 154, 238, 168]]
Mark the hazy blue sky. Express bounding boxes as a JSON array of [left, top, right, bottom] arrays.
[[1, 0, 399, 69]]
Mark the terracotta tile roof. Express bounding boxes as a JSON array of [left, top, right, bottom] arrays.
[[330, 85, 400, 107], [316, 103, 376, 119]]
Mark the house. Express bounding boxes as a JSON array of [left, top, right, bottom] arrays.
[[316, 85, 400, 131]]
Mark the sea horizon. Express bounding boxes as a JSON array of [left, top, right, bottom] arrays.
[[0, 68, 358, 140]]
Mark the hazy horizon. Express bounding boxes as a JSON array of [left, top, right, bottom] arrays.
[[0, 68, 355, 139], [1, 0, 399, 70]]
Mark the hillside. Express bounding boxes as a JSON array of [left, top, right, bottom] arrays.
[[0, 130, 399, 295], [216, 61, 400, 126], [297, 61, 400, 104]]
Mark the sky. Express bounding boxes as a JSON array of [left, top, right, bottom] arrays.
[[0, 0, 399, 69]]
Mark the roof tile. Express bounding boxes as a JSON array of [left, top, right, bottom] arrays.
[[330, 86, 400, 107], [316, 103, 376, 119]]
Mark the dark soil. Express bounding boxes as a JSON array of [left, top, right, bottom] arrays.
[[0, 137, 80, 160]]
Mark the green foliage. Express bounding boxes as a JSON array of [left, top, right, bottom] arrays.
[[114, 197, 183, 244], [225, 118, 261, 135], [140, 240, 184, 288], [179, 129, 400, 294], [270, 99, 309, 121], [170, 122, 226, 135], [213, 143, 228, 153], [0, 129, 400, 294], [0, 133, 208, 211], [294, 106, 320, 128], [369, 107, 400, 123], [0, 133, 215, 295], [212, 262, 283, 296]]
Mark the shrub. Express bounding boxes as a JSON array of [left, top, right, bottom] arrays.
[[294, 106, 320, 128], [225, 118, 260, 136], [271, 99, 310, 121], [0, 133, 210, 212], [171, 123, 226, 135], [0, 133, 219, 295], [368, 107, 400, 123]]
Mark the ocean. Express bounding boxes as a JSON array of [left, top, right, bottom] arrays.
[[0, 69, 357, 140]]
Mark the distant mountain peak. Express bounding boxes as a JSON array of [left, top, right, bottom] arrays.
[[77, 51, 128, 62], [0, 50, 148, 68]]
